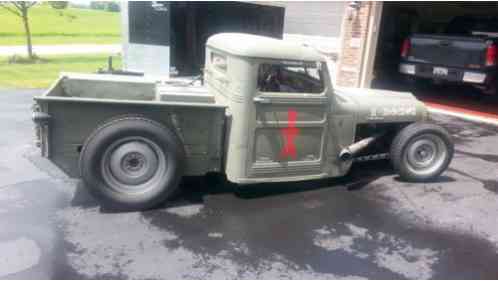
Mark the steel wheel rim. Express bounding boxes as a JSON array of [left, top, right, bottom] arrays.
[[404, 133, 447, 176], [101, 136, 168, 194]]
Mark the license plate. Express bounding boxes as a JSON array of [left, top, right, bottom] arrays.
[[463, 72, 486, 83], [399, 64, 415, 75], [433, 67, 448, 76]]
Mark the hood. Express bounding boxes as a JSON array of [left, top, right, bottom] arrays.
[[334, 87, 428, 124]]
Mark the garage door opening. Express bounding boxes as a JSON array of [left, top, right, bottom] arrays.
[[371, 2, 498, 122]]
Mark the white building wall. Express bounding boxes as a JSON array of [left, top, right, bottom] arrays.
[[121, 2, 171, 78], [282, 1, 347, 55]]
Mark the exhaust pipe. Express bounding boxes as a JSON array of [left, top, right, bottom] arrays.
[[339, 134, 382, 162]]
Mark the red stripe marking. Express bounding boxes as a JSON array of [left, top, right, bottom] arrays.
[[280, 109, 300, 158]]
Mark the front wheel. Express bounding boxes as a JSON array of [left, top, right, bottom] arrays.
[[390, 123, 454, 182]]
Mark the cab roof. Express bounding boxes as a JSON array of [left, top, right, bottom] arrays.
[[206, 33, 324, 62]]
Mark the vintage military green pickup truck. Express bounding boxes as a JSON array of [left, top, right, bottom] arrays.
[[33, 33, 454, 210]]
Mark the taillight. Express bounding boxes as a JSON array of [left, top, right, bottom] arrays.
[[486, 44, 496, 66], [401, 39, 410, 58]]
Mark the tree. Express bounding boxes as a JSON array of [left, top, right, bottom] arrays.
[[90, 1, 119, 12], [49, 1, 68, 10], [0, 1, 38, 60], [106, 1, 120, 12], [90, 1, 106, 10]]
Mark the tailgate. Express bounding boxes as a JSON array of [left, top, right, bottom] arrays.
[[409, 34, 487, 68]]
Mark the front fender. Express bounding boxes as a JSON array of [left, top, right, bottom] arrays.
[[334, 87, 427, 124]]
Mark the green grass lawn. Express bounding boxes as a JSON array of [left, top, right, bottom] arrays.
[[0, 4, 121, 45], [0, 54, 122, 88]]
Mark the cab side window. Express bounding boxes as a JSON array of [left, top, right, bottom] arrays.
[[258, 62, 325, 93]]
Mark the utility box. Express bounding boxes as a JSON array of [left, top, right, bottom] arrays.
[[121, 1, 285, 78]]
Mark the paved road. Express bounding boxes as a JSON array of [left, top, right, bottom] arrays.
[[0, 44, 121, 56], [1, 89, 497, 279]]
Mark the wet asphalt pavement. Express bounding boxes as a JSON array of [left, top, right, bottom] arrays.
[[1, 89, 498, 279]]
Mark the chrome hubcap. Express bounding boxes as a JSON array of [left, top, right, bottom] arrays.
[[405, 134, 447, 176], [123, 152, 145, 171], [101, 137, 167, 194]]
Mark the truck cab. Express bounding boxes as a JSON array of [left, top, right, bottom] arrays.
[[205, 33, 344, 184]]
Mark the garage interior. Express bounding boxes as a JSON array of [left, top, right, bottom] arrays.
[[169, 2, 284, 75], [371, 2, 498, 119]]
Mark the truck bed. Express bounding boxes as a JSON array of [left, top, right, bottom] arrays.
[[34, 73, 226, 178], [41, 73, 218, 105]]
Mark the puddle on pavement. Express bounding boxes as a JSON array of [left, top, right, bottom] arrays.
[[21, 126, 498, 279], [140, 163, 498, 279], [54, 159, 498, 278]]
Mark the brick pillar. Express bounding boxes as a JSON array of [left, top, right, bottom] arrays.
[[336, 2, 372, 88]]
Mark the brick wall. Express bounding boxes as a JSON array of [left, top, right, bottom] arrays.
[[336, 2, 372, 87]]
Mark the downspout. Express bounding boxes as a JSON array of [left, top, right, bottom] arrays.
[[356, 2, 373, 88], [359, 2, 383, 88]]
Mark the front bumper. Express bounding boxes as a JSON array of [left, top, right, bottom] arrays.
[[399, 62, 493, 85]]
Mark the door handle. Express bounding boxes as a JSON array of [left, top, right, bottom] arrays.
[[253, 97, 271, 104]]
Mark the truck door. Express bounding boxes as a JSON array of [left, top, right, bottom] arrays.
[[248, 61, 329, 178]]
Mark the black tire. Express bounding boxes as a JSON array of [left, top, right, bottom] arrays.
[[79, 116, 185, 210], [390, 122, 454, 182]]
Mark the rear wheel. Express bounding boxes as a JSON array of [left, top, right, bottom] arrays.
[[79, 116, 185, 210], [390, 123, 454, 182]]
